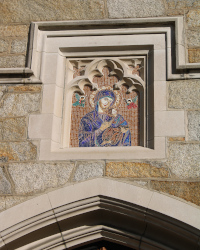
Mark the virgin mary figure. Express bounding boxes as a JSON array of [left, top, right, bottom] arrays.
[[78, 88, 131, 147]]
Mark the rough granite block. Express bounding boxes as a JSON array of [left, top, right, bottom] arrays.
[[0, 167, 11, 194], [60, 0, 106, 20], [166, 9, 185, 15], [3, 117, 27, 140], [0, 141, 37, 162], [74, 161, 104, 182], [0, 25, 29, 37], [167, 143, 200, 178], [106, 162, 169, 178], [10, 39, 27, 54], [7, 85, 42, 93], [107, 0, 165, 18], [186, 30, 200, 47], [0, 93, 41, 117], [187, 9, 200, 28], [188, 111, 200, 141], [166, 0, 200, 9], [168, 137, 185, 142], [8, 163, 74, 195], [0, 39, 9, 53], [188, 49, 200, 63], [151, 181, 200, 206], [10, 141, 37, 161], [0, 55, 25, 68], [0, 0, 106, 24], [168, 80, 200, 109]]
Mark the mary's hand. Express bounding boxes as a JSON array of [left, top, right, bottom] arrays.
[[100, 120, 112, 131], [121, 127, 129, 133]]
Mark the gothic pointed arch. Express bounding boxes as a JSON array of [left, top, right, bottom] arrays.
[[0, 179, 199, 250]]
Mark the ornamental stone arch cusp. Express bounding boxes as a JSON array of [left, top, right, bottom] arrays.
[[66, 58, 145, 94]]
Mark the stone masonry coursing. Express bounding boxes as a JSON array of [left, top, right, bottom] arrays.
[[0, 0, 200, 212], [0, 0, 200, 66]]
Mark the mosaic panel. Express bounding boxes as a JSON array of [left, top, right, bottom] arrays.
[[70, 65, 140, 147]]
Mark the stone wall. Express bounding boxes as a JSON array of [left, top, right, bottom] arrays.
[[0, 0, 200, 67], [0, 0, 200, 212]]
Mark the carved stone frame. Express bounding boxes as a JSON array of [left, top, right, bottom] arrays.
[[27, 17, 193, 160]]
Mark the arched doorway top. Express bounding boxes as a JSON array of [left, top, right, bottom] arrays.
[[0, 178, 200, 249]]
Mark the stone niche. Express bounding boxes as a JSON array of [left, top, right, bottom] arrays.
[[64, 58, 145, 148], [27, 17, 196, 160]]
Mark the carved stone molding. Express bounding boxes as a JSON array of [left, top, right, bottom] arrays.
[[0, 179, 199, 250], [25, 17, 188, 160]]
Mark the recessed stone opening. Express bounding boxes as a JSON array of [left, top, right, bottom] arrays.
[[63, 57, 147, 148], [27, 18, 188, 160]]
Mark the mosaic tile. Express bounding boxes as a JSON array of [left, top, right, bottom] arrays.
[[70, 66, 140, 147]]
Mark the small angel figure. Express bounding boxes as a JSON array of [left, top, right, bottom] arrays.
[[73, 93, 85, 107], [124, 96, 138, 109]]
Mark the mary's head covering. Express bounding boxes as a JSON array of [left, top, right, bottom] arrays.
[[94, 89, 116, 109]]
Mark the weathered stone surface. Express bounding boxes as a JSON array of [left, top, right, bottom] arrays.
[[0, 143, 15, 162], [168, 137, 185, 142], [107, 0, 165, 18], [167, 143, 200, 178], [0, 0, 106, 24], [151, 181, 200, 206], [133, 180, 148, 187], [0, 142, 37, 162], [187, 10, 200, 28], [0, 25, 29, 37], [5, 196, 31, 210], [74, 161, 104, 182], [8, 163, 74, 195], [0, 86, 7, 101], [0, 93, 41, 117], [10, 39, 27, 54], [60, 0, 106, 20], [0, 39, 9, 53], [106, 162, 169, 178], [0, 122, 3, 141], [2, 117, 27, 140], [0, 0, 61, 23], [166, 0, 200, 9], [188, 111, 200, 141], [0, 167, 11, 194], [0, 197, 5, 212], [168, 80, 200, 109], [165, 9, 185, 15], [0, 55, 25, 68], [4, 196, 32, 210], [186, 30, 200, 47], [188, 48, 200, 63], [8, 85, 42, 92]]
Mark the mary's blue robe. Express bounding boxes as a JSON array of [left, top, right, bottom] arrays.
[[78, 110, 131, 147], [78, 89, 131, 147]]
